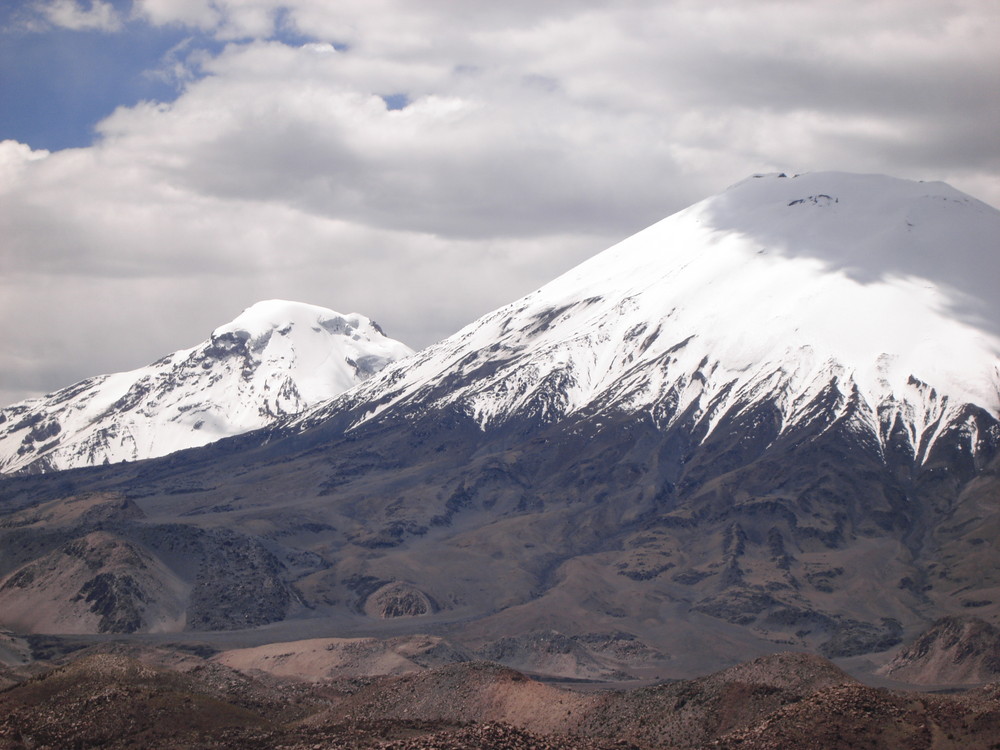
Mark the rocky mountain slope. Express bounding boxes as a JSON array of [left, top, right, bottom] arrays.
[[879, 616, 1000, 685], [0, 300, 413, 474], [0, 172, 998, 684]]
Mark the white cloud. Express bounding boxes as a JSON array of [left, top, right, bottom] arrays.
[[131, 0, 220, 32], [133, 0, 286, 39], [35, 0, 122, 31], [1, 0, 999, 405]]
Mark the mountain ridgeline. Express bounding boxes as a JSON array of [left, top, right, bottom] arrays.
[[1, 172, 998, 683]]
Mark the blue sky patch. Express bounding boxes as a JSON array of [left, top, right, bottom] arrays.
[[380, 93, 409, 111], [0, 7, 226, 151]]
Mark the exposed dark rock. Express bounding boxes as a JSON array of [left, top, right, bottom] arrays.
[[364, 582, 435, 619], [819, 618, 903, 658], [186, 530, 292, 631], [74, 572, 145, 633]]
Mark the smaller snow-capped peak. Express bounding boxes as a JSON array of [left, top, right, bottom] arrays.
[[213, 299, 385, 343], [0, 300, 413, 474], [206, 300, 412, 403]]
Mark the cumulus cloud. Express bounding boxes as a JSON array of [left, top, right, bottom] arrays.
[[1, 0, 999, 405]]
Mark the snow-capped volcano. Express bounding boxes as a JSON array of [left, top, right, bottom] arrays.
[[301, 172, 1000, 463], [3, 173, 999, 663], [0, 300, 413, 473]]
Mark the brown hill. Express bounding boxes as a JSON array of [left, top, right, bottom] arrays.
[[3, 650, 1000, 749], [0, 530, 187, 634], [0, 653, 272, 749], [304, 652, 859, 747], [715, 682, 1000, 749]]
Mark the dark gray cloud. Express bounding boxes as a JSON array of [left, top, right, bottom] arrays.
[[1, 0, 998, 406]]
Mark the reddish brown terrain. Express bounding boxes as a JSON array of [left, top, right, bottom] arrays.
[[2, 648, 1000, 749]]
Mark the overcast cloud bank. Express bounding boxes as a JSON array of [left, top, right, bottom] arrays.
[[1, 0, 998, 406]]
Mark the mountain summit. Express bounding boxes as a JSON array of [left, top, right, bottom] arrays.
[[0, 300, 413, 473]]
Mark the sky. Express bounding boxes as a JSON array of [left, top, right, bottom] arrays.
[[1, 0, 998, 407]]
